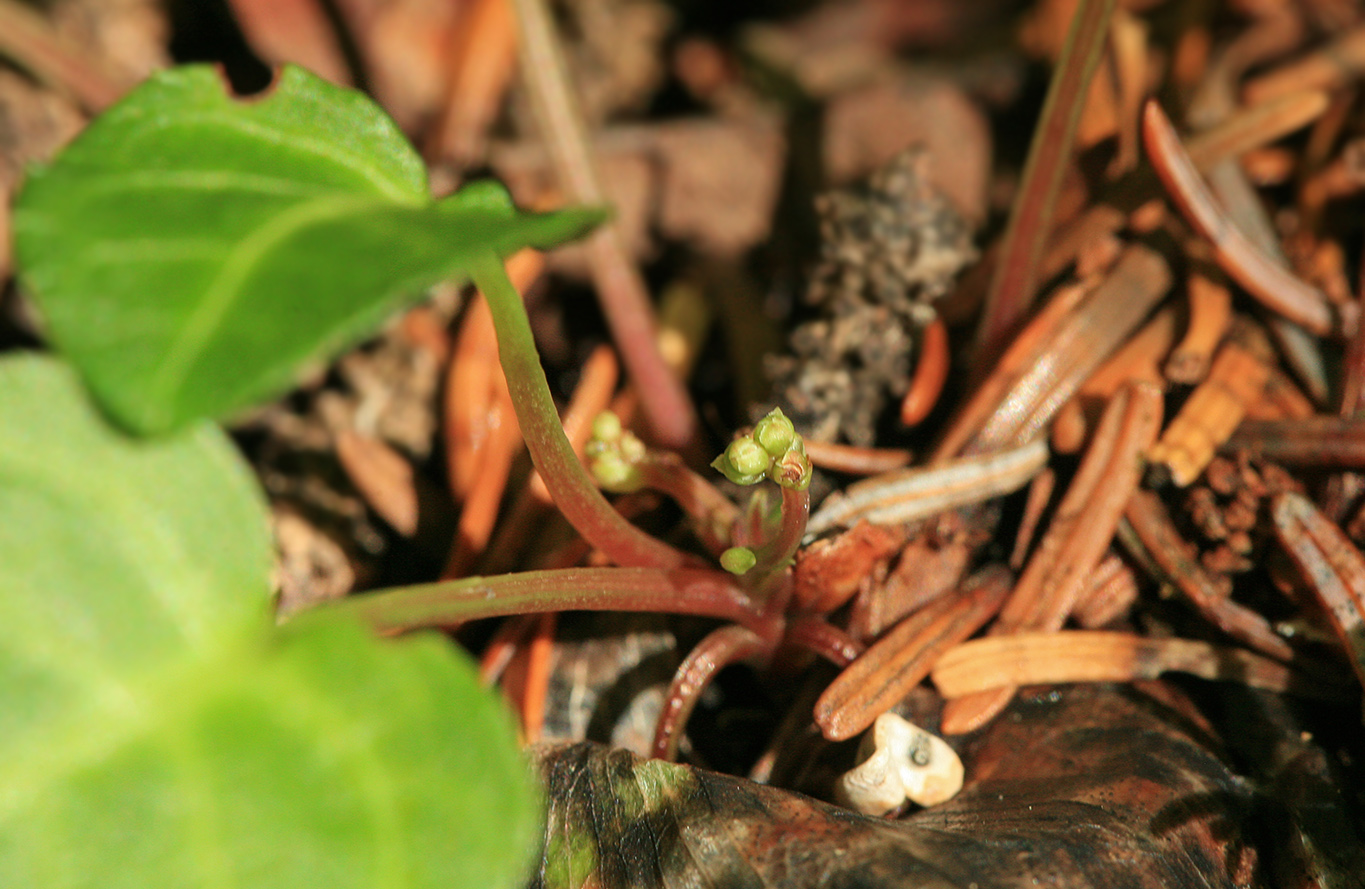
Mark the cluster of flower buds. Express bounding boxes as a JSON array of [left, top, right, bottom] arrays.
[[585, 410, 648, 493], [711, 407, 812, 491]]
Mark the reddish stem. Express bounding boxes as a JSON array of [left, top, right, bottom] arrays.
[[784, 615, 863, 667], [652, 624, 774, 761], [509, 0, 700, 450], [329, 565, 778, 639], [472, 256, 694, 570], [750, 485, 810, 582], [974, 0, 1118, 357]]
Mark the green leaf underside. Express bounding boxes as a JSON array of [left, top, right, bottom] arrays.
[[0, 356, 540, 887], [14, 64, 602, 434]]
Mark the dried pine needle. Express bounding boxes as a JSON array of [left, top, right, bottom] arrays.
[[932, 630, 1340, 701]]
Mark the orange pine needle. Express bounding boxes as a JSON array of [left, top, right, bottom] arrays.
[[445, 250, 544, 501], [335, 430, 420, 537], [942, 382, 1163, 734], [1078, 303, 1181, 400], [520, 612, 558, 743], [1107, 10, 1148, 177], [814, 567, 1011, 742], [932, 631, 1330, 700], [479, 614, 537, 685], [443, 378, 522, 578], [1165, 273, 1231, 385], [1049, 399, 1088, 454], [1147, 341, 1270, 487], [446, 294, 499, 502], [900, 316, 950, 427], [803, 440, 913, 475], [427, 0, 519, 165]]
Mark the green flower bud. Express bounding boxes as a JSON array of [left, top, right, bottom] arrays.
[[713, 438, 770, 485], [720, 546, 757, 575], [591, 452, 643, 493], [769, 441, 812, 490], [591, 410, 623, 443], [754, 407, 797, 457], [619, 430, 647, 464]]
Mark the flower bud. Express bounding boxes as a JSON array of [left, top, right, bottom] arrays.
[[720, 546, 757, 575], [754, 407, 796, 457], [770, 441, 812, 490], [713, 438, 770, 485], [590, 410, 623, 443], [591, 451, 643, 493]]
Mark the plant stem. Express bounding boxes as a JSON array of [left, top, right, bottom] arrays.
[[652, 624, 774, 761], [509, 0, 700, 450], [974, 0, 1118, 358], [750, 485, 809, 582], [326, 566, 775, 637], [639, 453, 739, 557], [471, 254, 693, 570]]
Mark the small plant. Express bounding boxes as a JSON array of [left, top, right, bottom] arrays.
[[4, 62, 867, 885], [2, 65, 599, 888]]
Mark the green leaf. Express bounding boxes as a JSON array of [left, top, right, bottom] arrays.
[[0, 355, 540, 887], [13, 64, 603, 435]]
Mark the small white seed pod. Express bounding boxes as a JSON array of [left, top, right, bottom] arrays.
[[835, 712, 964, 816]]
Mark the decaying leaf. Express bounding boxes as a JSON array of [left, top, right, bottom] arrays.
[[531, 683, 1278, 888]]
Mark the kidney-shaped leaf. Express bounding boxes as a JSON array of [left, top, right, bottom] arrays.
[[14, 64, 602, 434], [0, 355, 540, 888]]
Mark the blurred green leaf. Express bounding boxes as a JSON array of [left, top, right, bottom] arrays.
[[13, 64, 602, 434], [0, 355, 540, 887]]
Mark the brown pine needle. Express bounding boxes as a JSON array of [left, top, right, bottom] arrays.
[[1079, 304, 1181, 400], [510, 0, 700, 450], [1184, 89, 1331, 171], [335, 431, 420, 538], [0, 0, 128, 111], [1072, 554, 1140, 629], [955, 246, 1172, 458], [815, 567, 1011, 742], [1123, 488, 1294, 661], [942, 382, 1163, 734], [1229, 417, 1365, 467], [932, 631, 1338, 701], [1144, 100, 1350, 337], [1243, 25, 1365, 105], [935, 280, 1092, 460], [975, 0, 1119, 356], [1272, 492, 1365, 700]]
